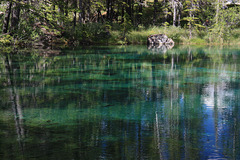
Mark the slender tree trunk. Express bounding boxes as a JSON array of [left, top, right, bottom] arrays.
[[178, 11, 181, 27], [73, 11, 76, 27], [106, 0, 115, 22], [121, 2, 125, 23], [73, 0, 77, 27], [52, 2, 56, 20], [172, 0, 176, 26], [129, 0, 132, 19], [189, 0, 193, 39], [58, 0, 64, 25], [97, 9, 105, 23], [65, 0, 69, 17], [126, 0, 132, 19], [153, 0, 158, 25], [86, 0, 90, 22], [131, 0, 134, 24], [107, 0, 110, 20], [216, 0, 220, 24], [78, 0, 83, 23], [44, 0, 47, 18], [177, 2, 182, 27], [163, 0, 168, 23], [111, 0, 114, 21], [138, 0, 143, 25], [2, 1, 13, 33], [10, 0, 21, 35], [108, 0, 115, 22]]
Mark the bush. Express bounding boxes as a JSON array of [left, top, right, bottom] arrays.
[[65, 23, 111, 45], [0, 34, 14, 45]]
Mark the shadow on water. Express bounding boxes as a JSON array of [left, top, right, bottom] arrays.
[[0, 45, 240, 159]]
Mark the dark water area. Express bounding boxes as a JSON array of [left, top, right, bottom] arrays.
[[0, 45, 240, 159]]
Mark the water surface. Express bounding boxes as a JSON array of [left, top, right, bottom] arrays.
[[0, 45, 240, 159]]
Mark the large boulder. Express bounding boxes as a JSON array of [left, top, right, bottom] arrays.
[[147, 34, 174, 49]]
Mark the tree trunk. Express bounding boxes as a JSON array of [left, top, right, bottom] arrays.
[[126, 0, 132, 19], [153, 0, 158, 25], [44, 0, 47, 18], [10, 0, 21, 35], [97, 9, 105, 23], [178, 10, 181, 27], [189, 0, 193, 39], [109, 0, 114, 22], [216, 0, 220, 24], [121, 1, 125, 23], [131, 0, 134, 24], [65, 0, 69, 17], [138, 0, 143, 25], [2, 1, 13, 33], [86, 0, 90, 22], [107, 0, 110, 21], [163, 0, 168, 23], [172, 0, 176, 26], [52, 3, 56, 20], [73, 0, 77, 27], [78, 0, 83, 23], [58, 0, 64, 25]]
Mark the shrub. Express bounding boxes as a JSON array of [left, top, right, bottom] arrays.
[[0, 34, 14, 45], [65, 23, 111, 45]]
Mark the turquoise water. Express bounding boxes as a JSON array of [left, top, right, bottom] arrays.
[[0, 45, 240, 159]]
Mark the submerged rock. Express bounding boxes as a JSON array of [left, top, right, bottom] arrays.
[[147, 34, 174, 51]]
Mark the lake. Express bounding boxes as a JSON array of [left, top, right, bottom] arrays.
[[0, 45, 239, 159]]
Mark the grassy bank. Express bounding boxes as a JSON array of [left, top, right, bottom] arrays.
[[116, 26, 240, 45]]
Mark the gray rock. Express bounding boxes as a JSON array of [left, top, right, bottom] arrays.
[[147, 34, 174, 49]]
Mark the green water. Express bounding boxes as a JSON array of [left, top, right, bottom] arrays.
[[0, 45, 240, 159]]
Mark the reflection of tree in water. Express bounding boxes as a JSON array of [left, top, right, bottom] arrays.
[[204, 73, 240, 159], [2, 53, 25, 157], [0, 49, 62, 159], [152, 61, 206, 159], [0, 46, 240, 159]]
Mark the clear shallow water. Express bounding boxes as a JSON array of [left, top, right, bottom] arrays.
[[0, 45, 240, 159]]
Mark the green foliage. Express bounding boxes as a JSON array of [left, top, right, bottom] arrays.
[[231, 29, 240, 43], [209, 6, 240, 43], [0, 0, 239, 46], [120, 13, 133, 41], [17, 16, 38, 41], [65, 23, 111, 45], [0, 34, 13, 45]]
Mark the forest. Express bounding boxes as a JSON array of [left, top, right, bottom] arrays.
[[0, 0, 240, 46]]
